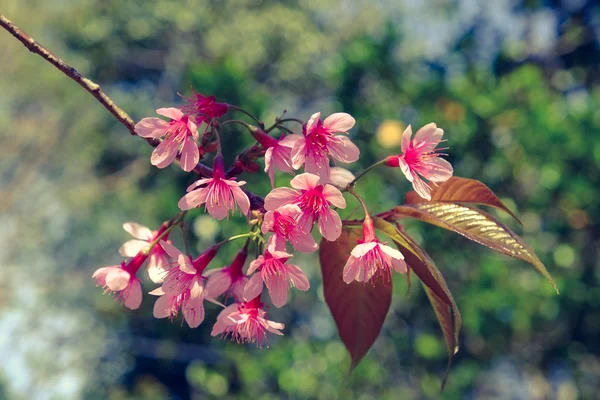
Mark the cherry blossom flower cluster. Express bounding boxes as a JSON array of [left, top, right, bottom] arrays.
[[93, 90, 453, 346]]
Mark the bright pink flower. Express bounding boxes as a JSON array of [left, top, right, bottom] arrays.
[[151, 242, 219, 328], [289, 112, 360, 178], [342, 217, 407, 284], [134, 108, 200, 172], [264, 173, 346, 241], [205, 245, 250, 302], [180, 90, 229, 124], [385, 123, 453, 200], [211, 297, 284, 347], [262, 204, 317, 253], [251, 128, 296, 187], [118, 222, 171, 283], [244, 250, 309, 308], [178, 155, 250, 220], [92, 252, 146, 310]]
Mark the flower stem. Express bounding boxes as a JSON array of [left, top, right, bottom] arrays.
[[346, 187, 370, 219], [146, 211, 187, 251], [228, 105, 264, 128], [220, 119, 254, 132], [344, 159, 387, 191]]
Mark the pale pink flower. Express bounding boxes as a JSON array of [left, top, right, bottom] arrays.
[[385, 123, 453, 200], [178, 155, 250, 220], [244, 250, 309, 308], [327, 167, 356, 187], [151, 242, 219, 328], [289, 112, 360, 178], [118, 222, 171, 283], [264, 173, 346, 241], [342, 217, 407, 284], [251, 127, 296, 187], [262, 204, 317, 253], [205, 245, 250, 302], [134, 107, 199, 172], [92, 252, 146, 310], [211, 297, 284, 347]]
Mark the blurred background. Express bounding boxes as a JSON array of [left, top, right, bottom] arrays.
[[1, 0, 599, 399]]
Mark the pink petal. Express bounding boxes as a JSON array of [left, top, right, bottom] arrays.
[[149, 287, 165, 296], [305, 112, 321, 134], [230, 186, 251, 216], [187, 178, 213, 192], [264, 147, 276, 188], [105, 269, 131, 291], [180, 137, 200, 172], [400, 125, 413, 153], [317, 208, 343, 241], [247, 257, 264, 275], [187, 119, 199, 141], [327, 135, 360, 164], [264, 188, 299, 211], [206, 270, 232, 298], [378, 243, 404, 260], [267, 235, 287, 253], [303, 153, 330, 178], [322, 184, 346, 208], [323, 113, 355, 133], [286, 264, 310, 291], [266, 275, 289, 308], [118, 239, 148, 257], [231, 277, 249, 302], [290, 173, 320, 191], [290, 135, 306, 170], [328, 167, 355, 187], [211, 319, 229, 336], [123, 279, 143, 310], [261, 211, 275, 234], [350, 241, 378, 257], [424, 158, 453, 182], [290, 230, 317, 253], [398, 156, 413, 182], [413, 123, 442, 151], [243, 273, 264, 301], [160, 240, 182, 259], [272, 145, 294, 173], [153, 295, 171, 318], [147, 258, 168, 284], [178, 188, 209, 210], [156, 107, 184, 120], [278, 134, 300, 148], [342, 256, 360, 283], [266, 320, 285, 334], [411, 173, 432, 200], [391, 257, 407, 274], [151, 138, 179, 168], [178, 254, 196, 274], [123, 222, 153, 240], [183, 297, 205, 328], [135, 118, 168, 138]]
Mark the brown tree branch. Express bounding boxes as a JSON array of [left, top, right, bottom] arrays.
[[0, 14, 262, 205]]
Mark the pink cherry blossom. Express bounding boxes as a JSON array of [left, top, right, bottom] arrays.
[[289, 112, 360, 178], [118, 222, 171, 283], [264, 173, 346, 241], [385, 123, 453, 200], [205, 245, 250, 302], [211, 297, 284, 347], [134, 107, 200, 172], [151, 243, 219, 328], [262, 204, 317, 253], [244, 250, 309, 308], [180, 90, 229, 124], [342, 217, 407, 284], [92, 252, 146, 310], [178, 155, 250, 220], [251, 128, 296, 188]]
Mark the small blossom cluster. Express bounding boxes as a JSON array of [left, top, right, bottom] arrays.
[[93, 90, 453, 346]]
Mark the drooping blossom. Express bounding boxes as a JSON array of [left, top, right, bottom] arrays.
[[251, 127, 296, 187], [178, 154, 250, 220], [211, 297, 284, 347], [92, 252, 146, 310], [134, 108, 199, 172], [262, 204, 317, 253], [328, 167, 356, 187], [118, 222, 171, 283], [180, 90, 229, 124], [385, 123, 453, 200], [289, 112, 360, 178], [264, 173, 346, 241], [343, 216, 407, 284], [151, 242, 219, 328], [205, 244, 250, 302], [244, 250, 309, 308]]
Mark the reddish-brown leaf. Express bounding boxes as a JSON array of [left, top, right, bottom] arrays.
[[319, 228, 392, 372], [373, 217, 461, 388], [390, 203, 558, 293], [405, 176, 522, 224]]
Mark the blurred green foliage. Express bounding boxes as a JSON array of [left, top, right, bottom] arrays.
[[1, 0, 599, 399]]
